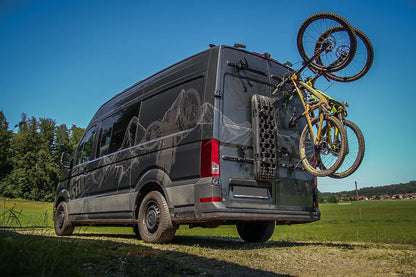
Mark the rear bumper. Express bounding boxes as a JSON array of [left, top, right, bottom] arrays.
[[168, 177, 320, 224], [200, 207, 320, 223], [172, 201, 320, 224]]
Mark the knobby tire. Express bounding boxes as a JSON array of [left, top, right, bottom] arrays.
[[299, 116, 347, 177], [297, 12, 357, 73]]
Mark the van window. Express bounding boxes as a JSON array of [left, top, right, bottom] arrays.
[[223, 75, 271, 125], [220, 75, 271, 145], [139, 78, 203, 141], [75, 126, 97, 165], [97, 117, 113, 157], [96, 103, 140, 157]]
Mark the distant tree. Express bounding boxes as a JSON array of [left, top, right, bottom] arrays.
[[318, 190, 326, 203], [329, 181, 416, 199], [69, 125, 84, 152], [0, 113, 85, 201], [54, 124, 71, 155], [0, 111, 12, 181], [326, 194, 339, 203]]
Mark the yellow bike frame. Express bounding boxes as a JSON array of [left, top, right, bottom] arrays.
[[290, 73, 332, 146]]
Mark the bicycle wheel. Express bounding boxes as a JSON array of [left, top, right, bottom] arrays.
[[329, 120, 365, 178], [299, 116, 347, 177], [317, 27, 374, 82], [297, 12, 357, 72]]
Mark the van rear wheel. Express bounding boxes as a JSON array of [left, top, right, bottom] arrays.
[[237, 221, 275, 243], [138, 191, 176, 244]]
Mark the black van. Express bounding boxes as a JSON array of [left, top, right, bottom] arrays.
[[53, 44, 320, 243]]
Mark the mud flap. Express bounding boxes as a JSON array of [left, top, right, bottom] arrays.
[[251, 95, 278, 181]]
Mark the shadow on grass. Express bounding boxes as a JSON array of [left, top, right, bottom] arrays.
[[71, 231, 362, 251], [172, 235, 362, 250], [1, 230, 293, 277]]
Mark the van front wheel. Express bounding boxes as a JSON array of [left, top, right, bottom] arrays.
[[138, 191, 176, 243], [54, 201, 74, 236], [237, 221, 275, 243]]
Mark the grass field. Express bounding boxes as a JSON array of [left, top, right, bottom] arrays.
[[3, 197, 414, 244], [1, 197, 415, 276]]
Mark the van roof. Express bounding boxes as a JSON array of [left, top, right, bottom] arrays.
[[87, 45, 284, 128]]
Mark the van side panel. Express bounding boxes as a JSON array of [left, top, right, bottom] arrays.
[[66, 48, 216, 221]]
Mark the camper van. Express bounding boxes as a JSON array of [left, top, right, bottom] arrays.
[[53, 44, 320, 243]]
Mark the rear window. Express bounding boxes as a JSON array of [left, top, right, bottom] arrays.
[[221, 74, 272, 145]]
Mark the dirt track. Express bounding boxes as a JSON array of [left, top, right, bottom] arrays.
[[11, 231, 416, 276], [152, 236, 416, 276]]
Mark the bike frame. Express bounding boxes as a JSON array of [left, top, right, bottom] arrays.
[[290, 73, 332, 145], [273, 39, 350, 151]]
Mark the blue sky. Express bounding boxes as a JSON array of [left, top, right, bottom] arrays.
[[1, 0, 415, 192]]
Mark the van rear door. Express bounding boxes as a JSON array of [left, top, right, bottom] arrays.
[[219, 47, 315, 209]]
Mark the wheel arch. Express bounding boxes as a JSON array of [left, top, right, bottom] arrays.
[[133, 168, 172, 219], [54, 189, 70, 209]]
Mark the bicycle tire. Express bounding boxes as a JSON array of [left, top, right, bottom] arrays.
[[317, 27, 374, 82], [299, 116, 347, 177], [297, 12, 357, 73], [329, 120, 365, 178]]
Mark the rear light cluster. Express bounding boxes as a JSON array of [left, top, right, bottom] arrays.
[[199, 197, 222, 203], [200, 139, 220, 178]]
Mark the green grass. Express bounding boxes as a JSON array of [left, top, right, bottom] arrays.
[[175, 200, 416, 244], [1, 197, 416, 244], [273, 200, 416, 244], [0, 198, 54, 228], [1, 197, 415, 276], [0, 231, 206, 276]]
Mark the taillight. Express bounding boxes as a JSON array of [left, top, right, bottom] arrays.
[[200, 197, 222, 203], [200, 139, 220, 177]]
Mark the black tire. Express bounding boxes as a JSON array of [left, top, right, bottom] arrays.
[[138, 191, 176, 244], [237, 221, 275, 243], [54, 201, 74, 236], [299, 116, 347, 177], [330, 120, 365, 178], [132, 224, 141, 239], [318, 27, 374, 82], [297, 12, 357, 72]]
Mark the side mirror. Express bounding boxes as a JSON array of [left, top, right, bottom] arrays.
[[60, 152, 72, 168]]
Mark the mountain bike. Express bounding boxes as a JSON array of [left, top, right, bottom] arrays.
[[298, 13, 374, 82], [313, 26, 374, 82], [273, 12, 370, 177], [277, 70, 348, 177], [306, 79, 365, 178], [296, 12, 357, 73], [273, 47, 348, 177]]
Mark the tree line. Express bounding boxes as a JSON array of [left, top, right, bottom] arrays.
[[0, 111, 84, 202], [321, 181, 416, 201]]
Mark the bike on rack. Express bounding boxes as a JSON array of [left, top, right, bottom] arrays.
[[305, 78, 365, 179], [273, 12, 372, 178]]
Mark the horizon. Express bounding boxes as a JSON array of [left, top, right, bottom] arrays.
[[321, 180, 416, 194]]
